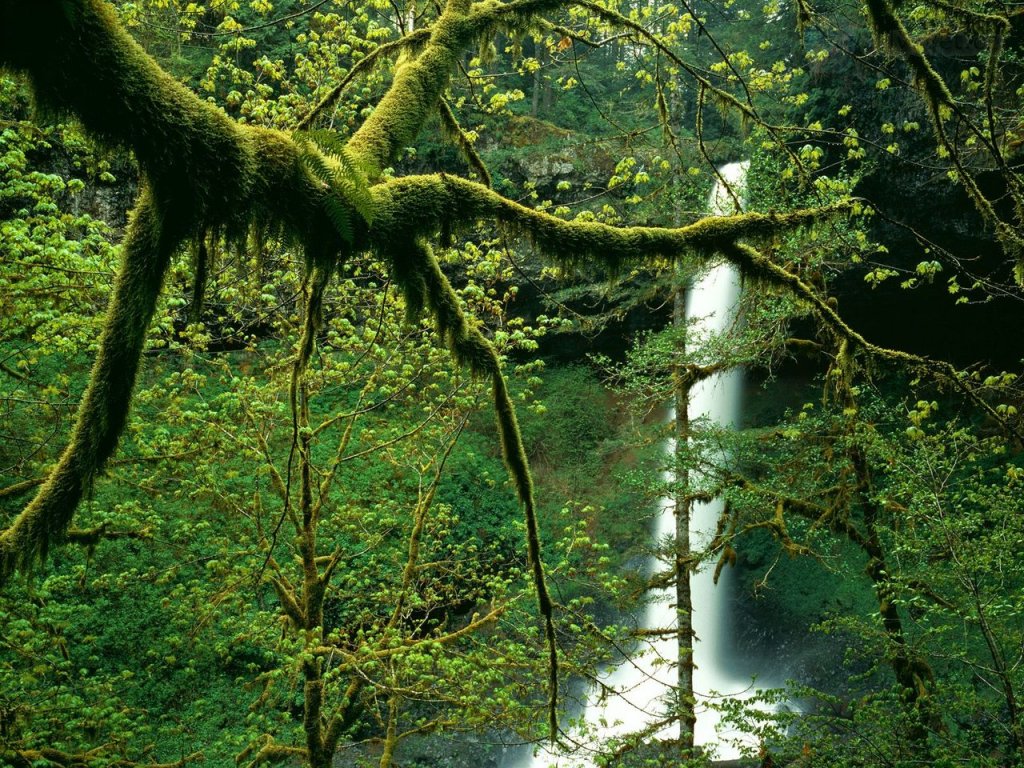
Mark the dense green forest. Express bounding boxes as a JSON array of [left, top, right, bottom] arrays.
[[2, 0, 1024, 766]]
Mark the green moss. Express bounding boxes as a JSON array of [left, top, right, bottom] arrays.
[[0, 189, 171, 578], [381, 236, 558, 737], [370, 173, 854, 276], [346, 11, 472, 172], [0, 0, 349, 577], [438, 97, 492, 187]]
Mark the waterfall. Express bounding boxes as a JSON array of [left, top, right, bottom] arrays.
[[687, 160, 759, 757], [507, 161, 765, 768]]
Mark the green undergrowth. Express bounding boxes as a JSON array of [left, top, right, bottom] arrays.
[[0, 340, 641, 763], [729, 373, 878, 689], [483, 364, 653, 600]]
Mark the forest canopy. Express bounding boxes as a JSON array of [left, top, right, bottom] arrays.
[[2, 0, 1024, 765]]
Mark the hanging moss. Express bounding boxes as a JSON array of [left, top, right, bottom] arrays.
[[189, 235, 209, 324], [0, 189, 171, 578], [438, 97, 493, 188], [382, 237, 559, 739], [0, 0, 349, 574]]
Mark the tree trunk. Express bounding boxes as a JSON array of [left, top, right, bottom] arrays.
[[673, 282, 696, 758]]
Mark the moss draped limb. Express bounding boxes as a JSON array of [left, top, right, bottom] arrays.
[[0, 0, 347, 580], [382, 238, 559, 740], [720, 241, 1023, 440], [0, 0, 344, 249], [369, 173, 857, 275], [0, 191, 171, 578], [859, 0, 1024, 266], [297, 28, 432, 131], [0, 0, 248, 225], [346, 0, 476, 172]]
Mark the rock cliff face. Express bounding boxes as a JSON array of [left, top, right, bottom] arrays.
[[38, 138, 139, 231], [480, 115, 613, 199], [76, 159, 138, 230]]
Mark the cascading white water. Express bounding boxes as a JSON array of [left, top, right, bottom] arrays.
[[687, 161, 758, 758], [508, 162, 763, 768]]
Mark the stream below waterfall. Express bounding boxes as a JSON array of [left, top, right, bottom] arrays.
[[503, 162, 787, 768]]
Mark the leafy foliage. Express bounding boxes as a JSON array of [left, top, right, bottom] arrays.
[[4, 0, 1024, 765], [296, 129, 377, 244]]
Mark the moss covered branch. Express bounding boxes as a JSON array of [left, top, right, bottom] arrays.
[[720, 242, 1023, 439], [0, 193, 173, 579], [369, 173, 856, 272], [859, 0, 1024, 266], [0, 0, 344, 579], [345, 0, 478, 171]]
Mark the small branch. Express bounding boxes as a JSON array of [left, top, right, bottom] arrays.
[[0, 361, 30, 381], [721, 241, 1023, 441], [438, 97, 492, 187], [236, 738, 306, 768], [66, 522, 151, 547], [315, 603, 508, 662]]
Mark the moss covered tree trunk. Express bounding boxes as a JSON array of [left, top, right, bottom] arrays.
[[830, 345, 938, 741]]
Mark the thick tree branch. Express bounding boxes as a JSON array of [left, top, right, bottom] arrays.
[[346, 0, 476, 171], [370, 173, 856, 272], [297, 28, 432, 131], [0, 193, 173, 579], [0, 0, 342, 579]]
